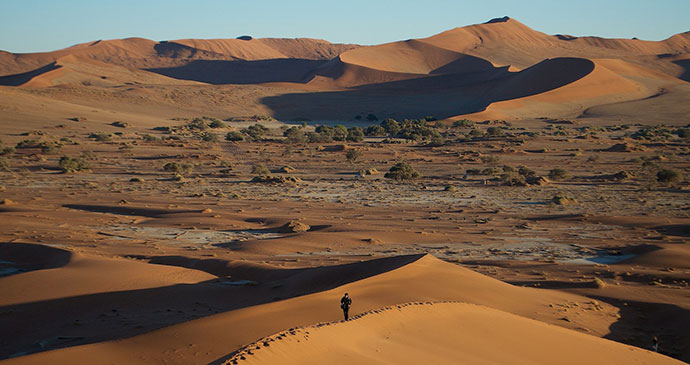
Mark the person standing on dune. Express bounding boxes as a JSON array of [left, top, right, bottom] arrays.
[[340, 293, 352, 321]]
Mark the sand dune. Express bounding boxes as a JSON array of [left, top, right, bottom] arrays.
[[2, 254, 622, 364], [231, 302, 681, 365]]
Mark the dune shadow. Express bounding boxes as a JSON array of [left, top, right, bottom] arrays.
[[592, 296, 690, 362], [62, 204, 202, 217], [0, 243, 72, 278], [0, 254, 423, 359], [654, 224, 690, 237], [146, 59, 327, 85], [672, 59, 690, 82], [0, 62, 60, 86], [260, 57, 595, 121]]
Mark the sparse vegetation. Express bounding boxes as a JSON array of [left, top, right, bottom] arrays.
[[346, 127, 364, 142], [251, 163, 271, 176], [346, 149, 363, 163], [548, 168, 570, 180], [199, 131, 219, 142], [59, 156, 89, 173], [226, 131, 244, 141], [283, 127, 307, 144], [111, 121, 128, 128], [657, 169, 682, 184], [89, 132, 112, 142], [142, 134, 158, 142], [163, 162, 193, 175]]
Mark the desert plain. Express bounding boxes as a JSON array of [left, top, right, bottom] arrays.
[[0, 17, 689, 364]]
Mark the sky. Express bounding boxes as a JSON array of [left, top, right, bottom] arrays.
[[1, 0, 689, 53]]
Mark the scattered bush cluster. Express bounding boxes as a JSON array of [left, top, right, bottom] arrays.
[[384, 162, 420, 180], [59, 156, 89, 173]]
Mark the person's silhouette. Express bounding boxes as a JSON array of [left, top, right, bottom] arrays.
[[340, 293, 352, 320]]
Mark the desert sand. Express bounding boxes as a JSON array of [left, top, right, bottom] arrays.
[[0, 16, 689, 364]]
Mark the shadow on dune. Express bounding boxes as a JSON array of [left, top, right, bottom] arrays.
[[146, 59, 327, 84], [592, 296, 690, 362], [0, 243, 72, 278], [260, 57, 595, 120], [0, 254, 423, 359], [62, 204, 203, 218], [0, 62, 60, 86], [672, 59, 690, 82]]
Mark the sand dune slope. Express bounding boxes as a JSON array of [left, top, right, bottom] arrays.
[[3, 254, 621, 365], [232, 302, 681, 365], [0, 247, 215, 306]]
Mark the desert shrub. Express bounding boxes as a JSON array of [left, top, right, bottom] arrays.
[[469, 129, 485, 138], [225, 131, 244, 141], [332, 125, 348, 141], [111, 121, 128, 128], [69, 117, 87, 122], [397, 119, 442, 141], [283, 127, 307, 144], [307, 131, 331, 143], [552, 193, 576, 205], [517, 166, 536, 177], [480, 155, 500, 164], [59, 156, 89, 173], [199, 131, 219, 142], [142, 134, 158, 142], [500, 173, 527, 186], [380, 119, 400, 136], [444, 185, 457, 192], [242, 124, 269, 141], [657, 169, 682, 184], [481, 167, 503, 175], [16, 139, 41, 149], [40, 141, 62, 154], [486, 127, 505, 136], [163, 162, 193, 174], [549, 168, 570, 180], [631, 125, 673, 141], [187, 118, 208, 131], [251, 163, 270, 176], [347, 127, 364, 142], [346, 149, 363, 163], [0, 147, 15, 156], [173, 174, 185, 181], [0, 158, 9, 171], [466, 168, 481, 175], [453, 119, 475, 128], [89, 132, 112, 142], [587, 155, 600, 163], [209, 120, 226, 129], [384, 162, 420, 180], [365, 125, 386, 136]]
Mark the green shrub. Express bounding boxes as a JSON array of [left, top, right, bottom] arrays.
[[226, 131, 244, 141], [380, 119, 400, 136], [209, 120, 226, 129], [163, 162, 193, 174], [59, 156, 89, 173], [517, 166, 536, 177], [346, 149, 363, 163], [657, 169, 682, 184], [199, 131, 219, 142], [453, 119, 475, 128], [89, 132, 112, 142], [365, 125, 386, 136], [549, 168, 570, 180], [332, 125, 348, 141], [142, 134, 158, 142], [347, 127, 364, 142], [242, 124, 268, 141], [486, 127, 505, 136], [283, 127, 307, 144], [500, 173, 527, 186], [187, 118, 208, 131], [384, 162, 420, 180], [251, 163, 270, 176]]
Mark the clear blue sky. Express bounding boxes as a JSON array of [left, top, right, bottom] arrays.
[[1, 0, 688, 53]]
